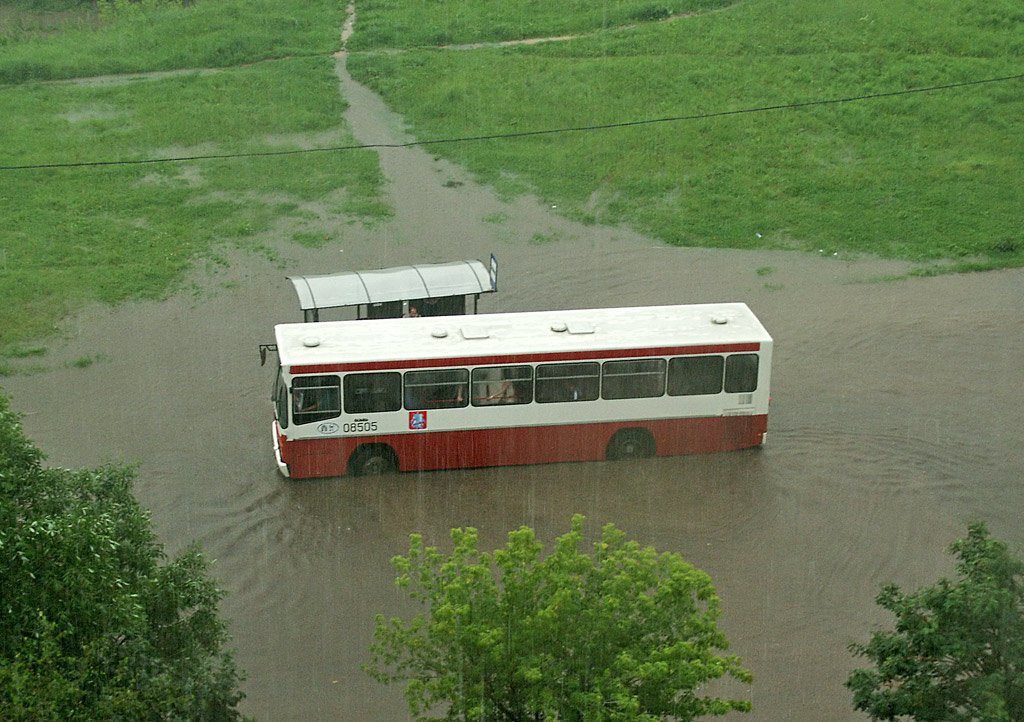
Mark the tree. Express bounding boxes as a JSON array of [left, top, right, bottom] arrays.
[[847, 523, 1024, 722], [0, 393, 245, 721], [366, 515, 752, 722]]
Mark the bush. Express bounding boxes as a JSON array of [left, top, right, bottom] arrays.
[[0, 392, 246, 722]]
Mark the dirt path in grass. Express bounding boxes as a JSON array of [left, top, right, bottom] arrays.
[[433, 2, 740, 51], [5, 5, 1024, 722]]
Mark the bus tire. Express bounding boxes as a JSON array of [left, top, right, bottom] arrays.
[[606, 429, 655, 461], [348, 445, 398, 476]]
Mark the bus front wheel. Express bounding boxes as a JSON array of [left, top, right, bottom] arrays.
[[606, 429, 655, 461], [348, 445, 398, 476]]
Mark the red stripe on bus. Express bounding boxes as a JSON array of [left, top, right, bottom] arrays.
[[289, 343, 761, 375], [278, 415, 767, 479]]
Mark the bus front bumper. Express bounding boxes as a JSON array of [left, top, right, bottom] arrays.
[[272, 421, 290, 477]]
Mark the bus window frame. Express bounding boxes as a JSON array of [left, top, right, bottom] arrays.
[[343, 372, 403, 415], [403, 368, 470, 410], [725, 353, 760, 393], [292, 375, 342, 425], [471, 365, 533, 406], [667, 355, 725, 397], [601, 358, 667, 400], [535, 362, 600, 403]]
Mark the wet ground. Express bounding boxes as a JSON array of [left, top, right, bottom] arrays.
[[5, 19, 1024, 722]]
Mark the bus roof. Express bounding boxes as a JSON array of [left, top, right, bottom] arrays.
[[287, 258, 494, 312], [275, 303, 771, 371]]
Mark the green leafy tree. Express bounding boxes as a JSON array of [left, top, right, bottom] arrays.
[[0, 393, 245, 721], [847, 523, 1024, 722], [367, 514, 752, 722]]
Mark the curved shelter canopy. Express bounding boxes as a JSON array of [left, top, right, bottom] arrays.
[[287, 257, 497, 321]]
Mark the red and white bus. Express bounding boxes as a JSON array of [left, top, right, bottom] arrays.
[[269, 303, 772, 478]]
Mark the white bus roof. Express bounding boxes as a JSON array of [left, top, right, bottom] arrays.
[[275, 303, 771, 370], [287, 259, 494, 312]]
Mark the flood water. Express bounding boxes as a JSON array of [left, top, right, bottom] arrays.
[[5, 30, 1024, 722]]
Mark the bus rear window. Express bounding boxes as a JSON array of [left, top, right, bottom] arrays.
[[602, 358, 666, 400], [471, 365, 533, 406], [344, 372, 401, 414], [668, 356, 724, 396], [536, 362, 599, 403], [404, 369, 469, 410], [292, 375, 341, 425]]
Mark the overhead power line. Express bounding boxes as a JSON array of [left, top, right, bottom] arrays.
[[1, 73, 1021, 171]]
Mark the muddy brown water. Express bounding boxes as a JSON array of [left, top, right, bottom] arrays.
[[6, 33, 1024, 722]]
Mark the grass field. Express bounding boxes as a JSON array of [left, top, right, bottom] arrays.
[[347, 0, 1023, 265], [1, 0, 1022, 361], [0, 0, 387, 354], [0, 0, 343, 83]]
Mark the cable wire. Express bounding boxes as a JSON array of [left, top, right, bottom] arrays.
[[1, 73, 1021, 171]]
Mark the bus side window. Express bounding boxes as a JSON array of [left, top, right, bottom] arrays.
[[725, 354, 759, 393], [275, 372, 289, 429], [344, 372, 402, 414], [404, 369, 469, 410], [536, 362, 600, 403], [471, 365, 533, 406], [292, 375, 342, 425], [667, 356, 724, 396], [601, 358, 666, 400]]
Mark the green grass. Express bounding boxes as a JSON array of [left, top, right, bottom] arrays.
[[0, 343, 47, 376], [68, 352, 107, 369], [0, 2, 103, 44], [0, 0, 346, 83], [346, 0, 1024, 266], [0, 1, 389, 347]]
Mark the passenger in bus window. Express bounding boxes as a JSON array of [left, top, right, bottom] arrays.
[[294, 388, 325, 414], [479, 380, 514, 404], [496, 381, 516, 402], [473, 368, 510, 405]]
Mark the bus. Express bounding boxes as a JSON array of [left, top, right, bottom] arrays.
[[269, 303, 772, 478]]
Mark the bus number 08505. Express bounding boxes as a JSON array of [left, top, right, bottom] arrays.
[[314, 420, 379, 435], [342, 419, 377, 434]]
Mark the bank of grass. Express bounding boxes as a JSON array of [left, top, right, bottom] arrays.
[[347, 0, 1024, 266], [0, 0, 345, 83], [0, 2, 388, 350]]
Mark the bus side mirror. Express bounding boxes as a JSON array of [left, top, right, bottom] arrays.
[[259, 344, 277, 366]]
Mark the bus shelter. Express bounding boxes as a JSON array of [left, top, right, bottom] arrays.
[[286, 255, 497, 322]]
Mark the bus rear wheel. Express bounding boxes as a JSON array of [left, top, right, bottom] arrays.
[[348, 445, 398, 476], [606, 429, 655, 461]]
